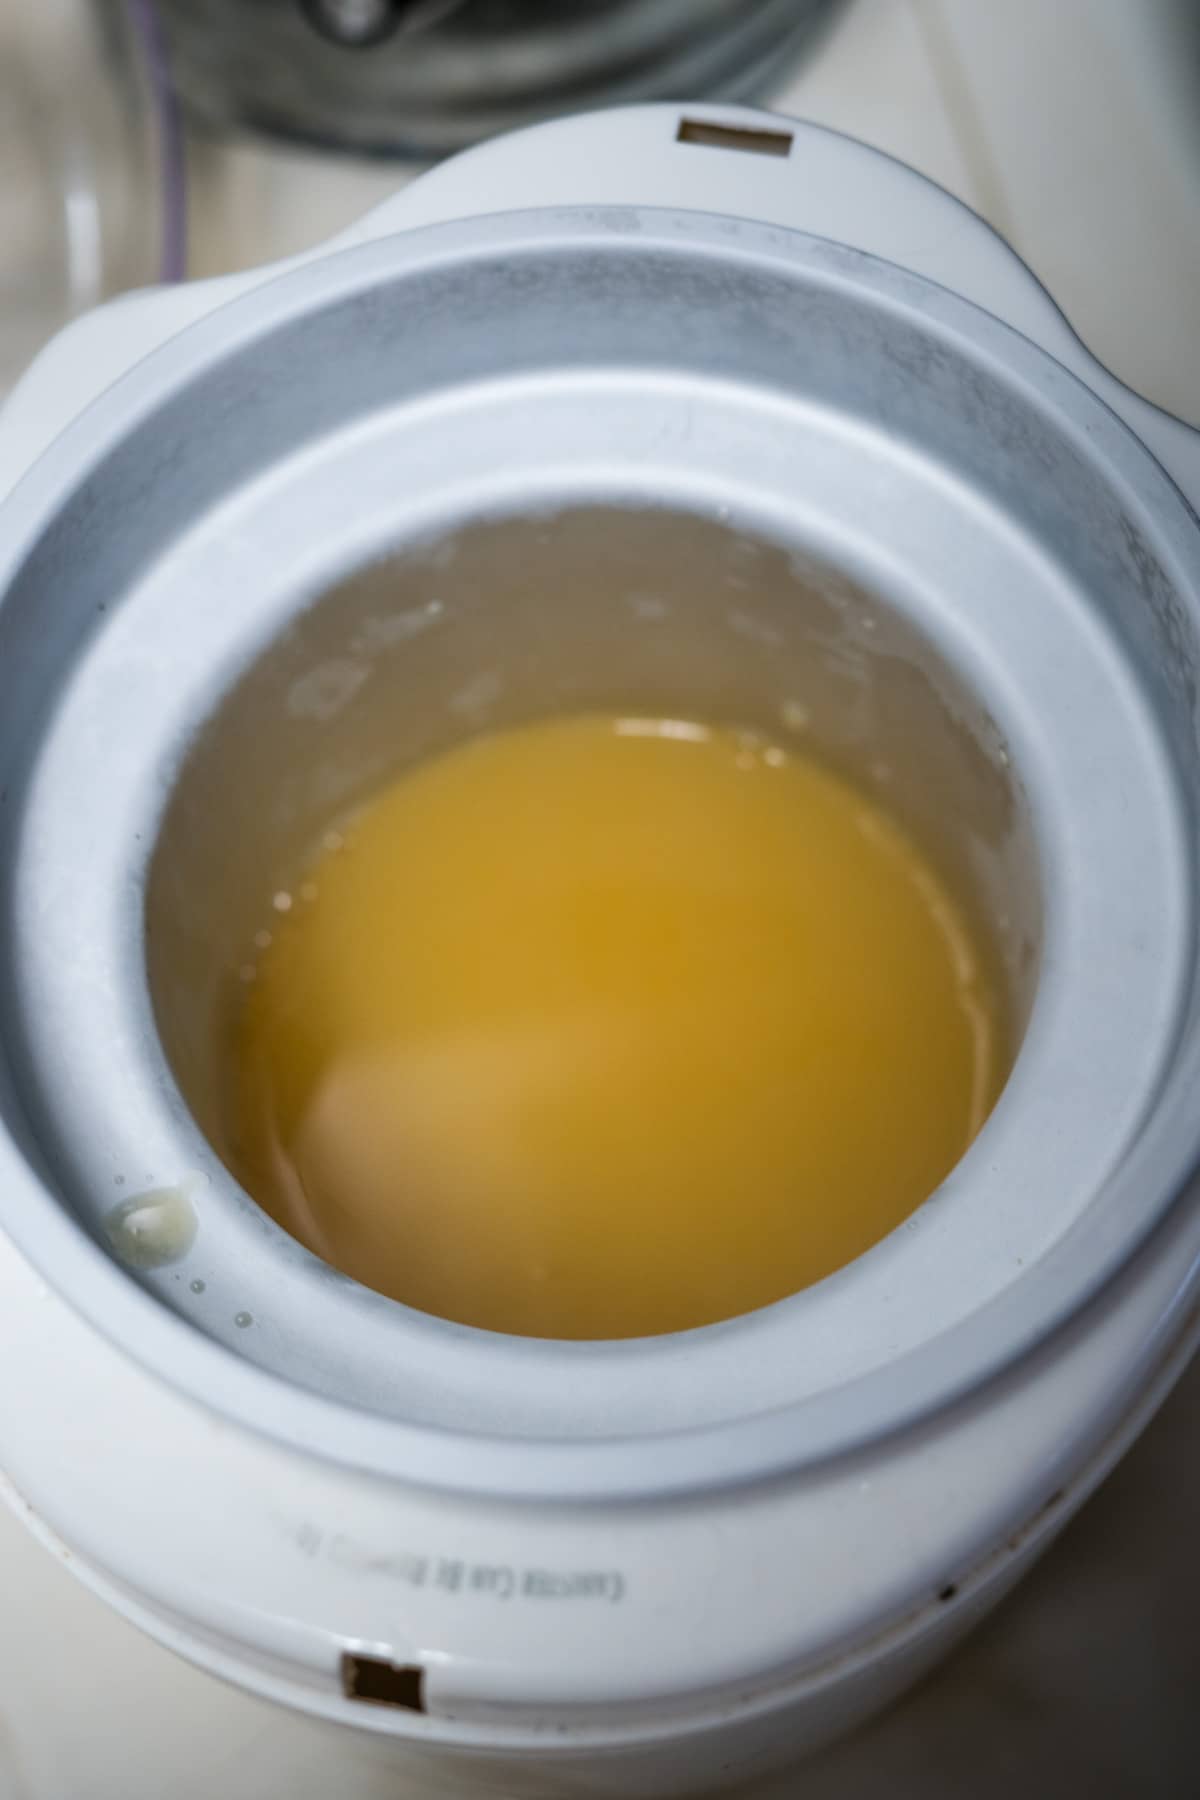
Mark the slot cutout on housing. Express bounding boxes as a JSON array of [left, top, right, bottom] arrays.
[[676, 118, 794, 158], [341, 1652, 426, 1712]]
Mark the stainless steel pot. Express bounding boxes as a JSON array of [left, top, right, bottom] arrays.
[[157, 0, 839, 154]]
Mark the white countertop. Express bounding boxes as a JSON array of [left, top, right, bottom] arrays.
[[2, 2, 1199, 1795]]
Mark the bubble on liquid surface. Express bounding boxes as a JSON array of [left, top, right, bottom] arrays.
[[104, 1176, 204, 1270], [234, 1311, 253, 1329]]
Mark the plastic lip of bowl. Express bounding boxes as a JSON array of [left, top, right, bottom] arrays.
[[0, 207, 1197, 1503]]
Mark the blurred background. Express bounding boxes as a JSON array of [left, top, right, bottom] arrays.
[[3, 0, 1199, 417], [0, 1, 1198, 1795]]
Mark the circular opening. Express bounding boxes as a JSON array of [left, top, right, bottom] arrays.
[[2, 209, 1193, 1486], [147, 504, 1034, 1341]]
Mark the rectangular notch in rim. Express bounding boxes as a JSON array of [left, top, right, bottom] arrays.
[[676, 118, 794, 158], [341, 1652, 426, 1712]]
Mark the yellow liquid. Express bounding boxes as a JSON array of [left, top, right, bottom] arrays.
[[229, 714, 1006, 1338]]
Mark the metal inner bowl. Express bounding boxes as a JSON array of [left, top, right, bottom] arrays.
[[0, 209, 1195, 1497]]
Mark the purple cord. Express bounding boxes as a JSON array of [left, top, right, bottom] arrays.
[[127, 0, 188, 283]]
